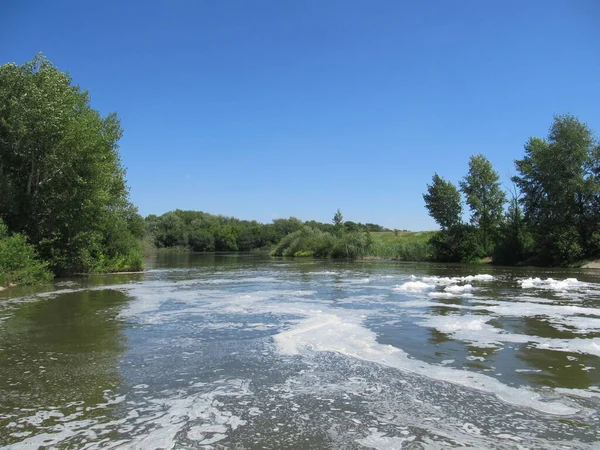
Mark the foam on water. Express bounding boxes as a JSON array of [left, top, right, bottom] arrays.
[[519, 277, 583, 290], [444, 284, 473, 293], [422, 274, 495, 284], [3, 379, 251, 450], [3, 265, 599, 448], [274, 310, 578, 415], [394, 281, 435, 292], [417, 314, 600, 356]]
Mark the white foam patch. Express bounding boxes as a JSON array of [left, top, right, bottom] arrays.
[[419, 315, 506, 347], [428, 292, 473, 299], [422, 274, 495, 285], [555, 387, 600, 400], [7, 379, 250, 450], [274, 311, 577, 415], [519, 277, 584, 290], [356, 431, 415, 449], [417, 313, 600, 357], [394, 281, 435, 293], [444, 284, 473, 293]]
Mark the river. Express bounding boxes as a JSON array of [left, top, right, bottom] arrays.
[[1, 253, 599, 449]]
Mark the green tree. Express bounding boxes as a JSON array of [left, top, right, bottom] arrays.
[[332, 209, 344, 226], [459, 154, 506, 254], [423, 174, 462, 230], [513, 115, 600, 265], [493, 189, 534, 265], [0, 55, 142, 274]]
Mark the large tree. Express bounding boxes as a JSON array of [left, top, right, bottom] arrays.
[[423, 174, 462, 230], [512, 115, 600, 264], [459, 154, 506, 254], [0, 54, 142, 274]]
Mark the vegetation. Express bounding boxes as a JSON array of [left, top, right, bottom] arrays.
[[144, 209, 389, 256], [367, 231, 434, 261], [460, 154, 506, 254], [0, 55, 143, 281], [270, 211, 374, 258], [424, 115, 600, 266], [0, 220, 52, 286], [423, 174, 462, 230]]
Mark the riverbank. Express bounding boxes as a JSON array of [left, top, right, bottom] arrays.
[[0, 283, 16, 292], [581, 259, 600, 269]]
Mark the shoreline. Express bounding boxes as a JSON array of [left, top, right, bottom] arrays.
[[0, 283, 17, 292]]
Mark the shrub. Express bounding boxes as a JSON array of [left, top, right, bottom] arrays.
[[0, 221, 52, 285]]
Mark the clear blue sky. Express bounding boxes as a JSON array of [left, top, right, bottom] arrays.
[[1, 1, 599, 230]]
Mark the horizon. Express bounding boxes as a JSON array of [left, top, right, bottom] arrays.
[[1, 1, 598, 230]]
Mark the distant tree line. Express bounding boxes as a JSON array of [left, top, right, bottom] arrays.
[[424, 115, 600, 266], [144, 208, 387, 255], [0, 55, 143, 284]]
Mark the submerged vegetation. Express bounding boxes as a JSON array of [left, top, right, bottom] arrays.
[[0, 55, 143, 285]]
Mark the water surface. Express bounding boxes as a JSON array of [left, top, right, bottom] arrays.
[[1, 254, 599, 449]]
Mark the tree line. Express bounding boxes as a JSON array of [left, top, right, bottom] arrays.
[[424, 115, 600, 266], [144, 208, 386, 256]]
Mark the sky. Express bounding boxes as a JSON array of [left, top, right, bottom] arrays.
[[1, 1, 599, 230]]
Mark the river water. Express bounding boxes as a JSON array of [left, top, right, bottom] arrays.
[[1, 253, 599, 449]]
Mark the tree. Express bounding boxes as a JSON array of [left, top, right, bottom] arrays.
[[423, 174, 462, 230], [332, 209, 344, 226], [512, 115, 600, 264], [0, 55, 142, 274], [493, 187, 533, 265], [459, 154, 506, 254]]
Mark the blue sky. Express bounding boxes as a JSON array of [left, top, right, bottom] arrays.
[[1, 1, 599, 230]]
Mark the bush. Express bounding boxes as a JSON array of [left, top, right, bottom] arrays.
[[271, 227, 334, 257], [331, 231, 373, 258], [271, 227, 373, 259], [0, 221, 52, 285], [429, 224, 484, 263]]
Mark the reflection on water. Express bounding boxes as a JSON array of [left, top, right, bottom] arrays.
[[0, 253, 599, 449]]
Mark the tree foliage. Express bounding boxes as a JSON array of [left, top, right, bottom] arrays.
[[423, 174, 462, 230], [459, 154, 506, 254], [424, 115, 600, 266], [512, 115, 600, 265], [333, 209, 344, 226], [0, 55, 143, 275]]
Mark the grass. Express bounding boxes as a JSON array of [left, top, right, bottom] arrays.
[[367, 231, 437, 261]]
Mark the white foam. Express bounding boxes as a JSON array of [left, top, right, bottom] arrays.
[[428, 292, 473, 299], [519, 277, 583, 290], [394, 281, 435, 293], [356, 431, 415, 449], [418, 313, 600, 357], [444, 284, 473, 293], [8, 379, 250, 450], [274, 311, 577, 415], [422, 274, 494, 285]]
